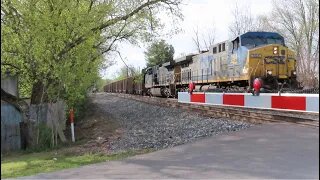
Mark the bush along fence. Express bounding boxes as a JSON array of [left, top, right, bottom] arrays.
[[22, 100, 67, 150]]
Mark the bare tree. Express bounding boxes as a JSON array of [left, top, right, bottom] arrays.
[[202, 24, 216, 51], [265, 0, 319, 88], [228, 3, 256, 38], [255, 15, 273, 31], [192, 26, 201, 53], [192, 24, 216, 53]]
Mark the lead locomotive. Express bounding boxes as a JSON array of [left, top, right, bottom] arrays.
[[105, 31, 299, 97]]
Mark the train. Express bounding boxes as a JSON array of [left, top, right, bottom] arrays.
[[104, 31, 299, 97]]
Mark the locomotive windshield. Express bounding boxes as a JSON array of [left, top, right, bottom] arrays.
[[240, 32, 285, 49]]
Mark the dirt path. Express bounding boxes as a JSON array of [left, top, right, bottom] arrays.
[[63, 96, 122, 155]]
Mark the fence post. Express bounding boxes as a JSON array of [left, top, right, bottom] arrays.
[[69, 108, 75, 142]]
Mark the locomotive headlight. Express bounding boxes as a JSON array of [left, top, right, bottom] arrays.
[[267, 70, 272, 75], [293, 71, 296, 75], [273, 47, 278, 54]]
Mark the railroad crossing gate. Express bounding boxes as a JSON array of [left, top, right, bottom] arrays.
[[178, 92, 319, 113]]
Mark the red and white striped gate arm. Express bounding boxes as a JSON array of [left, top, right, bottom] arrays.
[[178, 92, 319, 113]]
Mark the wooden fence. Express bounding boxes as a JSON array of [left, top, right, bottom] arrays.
[[1, 101, 23, 152], [1, 100, 67, 152]]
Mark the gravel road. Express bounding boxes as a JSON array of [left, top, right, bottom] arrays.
[[92, 93, 252, 152]]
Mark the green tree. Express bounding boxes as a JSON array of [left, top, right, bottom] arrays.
[[144, 40, 175, 67], [95, 77, 112, 92], [1, 0, 183, 107], [114, 65, 141, 80]]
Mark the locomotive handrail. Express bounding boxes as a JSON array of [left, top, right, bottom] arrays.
[[252, 58, 262, 78]]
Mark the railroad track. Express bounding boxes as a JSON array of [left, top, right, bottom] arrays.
[[107, 93, 319, 127]]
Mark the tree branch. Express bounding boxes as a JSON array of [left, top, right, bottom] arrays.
[[57, 0, 167, 60], [1, 62, 21, 70]]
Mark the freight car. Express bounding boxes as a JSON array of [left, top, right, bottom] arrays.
[[104, 31, 299, 97], [103, 76, 143, 95]]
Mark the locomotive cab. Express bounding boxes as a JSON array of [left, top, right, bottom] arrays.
[[239, 32, 298, 90]]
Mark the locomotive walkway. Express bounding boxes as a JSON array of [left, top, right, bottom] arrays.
[[21, 123, 318, 179]]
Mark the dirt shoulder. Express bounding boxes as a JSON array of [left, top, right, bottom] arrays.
[[62, 96, 123, 155]]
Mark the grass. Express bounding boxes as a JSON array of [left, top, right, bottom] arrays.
[[1, 149, 153, 179]]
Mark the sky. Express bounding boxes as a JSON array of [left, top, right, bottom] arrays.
[[102, 0, 273, 79]]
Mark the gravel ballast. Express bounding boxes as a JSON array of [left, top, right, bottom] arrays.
[[92, 93, 252, 152]]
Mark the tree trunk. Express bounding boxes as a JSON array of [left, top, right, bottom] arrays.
[[30, 81, 48, 105]]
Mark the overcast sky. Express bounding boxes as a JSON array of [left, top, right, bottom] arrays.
[[102, 0, 273, 79]]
